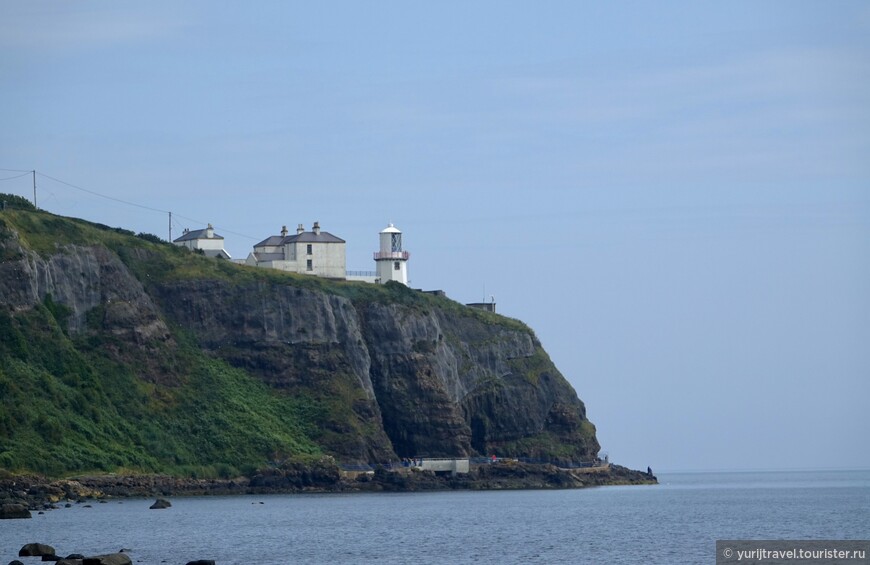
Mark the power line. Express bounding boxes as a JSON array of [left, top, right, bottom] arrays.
[[0, 172, 32, 181], [8, 168, 261, 243], [37, 171, 170, 214], [172, 212, 259, 241]]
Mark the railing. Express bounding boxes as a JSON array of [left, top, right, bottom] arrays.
[[373, 251, 410, 261], [346, 270, 377, 277]]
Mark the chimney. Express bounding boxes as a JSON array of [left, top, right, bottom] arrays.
[[281, 225, 288, 237], [313, 221, 320, 235], [206, 223, 214, 238], [297, 223, 304, 235]]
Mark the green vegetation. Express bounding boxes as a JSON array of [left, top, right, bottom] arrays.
[[0, 206, 529, 334], [0, 207, 569, 478], [0, 192, 36, 211], [508, 348, 556, 386], [0, 303, 320, 477], [493, 423, 598, 462]]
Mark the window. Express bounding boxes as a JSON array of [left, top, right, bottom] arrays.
[[307, 244, 312, 255], [394, 261, 400, 271], [306, 259, 313, 271]]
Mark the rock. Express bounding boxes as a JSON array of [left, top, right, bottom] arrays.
[[9, 560, 25, 565], [40, 556, 61, 562], [186, 561, 216, 565], [19, 543, 55, 556], [1, 503, 32, 519], [82, 554, 132, 565], [57, 561, 83, 565], [0, 219, 604, 476], [149, 498, 171, 509], [65, 555, 85, 560]]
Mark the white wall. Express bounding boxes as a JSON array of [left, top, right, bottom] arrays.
[[293, 241, 346, 278], [376, 257, 408, 285]]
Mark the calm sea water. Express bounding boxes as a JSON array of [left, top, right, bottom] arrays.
[[2, 470, 868, 564]]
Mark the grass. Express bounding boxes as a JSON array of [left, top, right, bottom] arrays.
[[0, 206, 592, 476], [0, 299, 320, 477], [2, 207, 531, 335]]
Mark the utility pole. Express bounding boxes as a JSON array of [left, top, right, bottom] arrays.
[[32, 170, 37, 209], [168, 211, 172, 242]]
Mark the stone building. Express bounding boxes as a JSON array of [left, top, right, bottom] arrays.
[[245, 222, 346, 279]]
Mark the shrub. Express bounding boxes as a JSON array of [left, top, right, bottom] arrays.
[[0, 193, 36, 211]]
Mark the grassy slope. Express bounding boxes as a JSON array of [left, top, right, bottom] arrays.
[[0, 206, 539, 477], [0, 301, 322, 477]]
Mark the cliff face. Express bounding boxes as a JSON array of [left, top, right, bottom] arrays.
[[0, 210, 599, 473]]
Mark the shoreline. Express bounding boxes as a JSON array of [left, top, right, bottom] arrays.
[[1, 462, 656, 513]]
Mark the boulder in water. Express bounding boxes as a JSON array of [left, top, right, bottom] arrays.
[[82, 554, 132, 565], [19, 543, 55, 557], [149, 498, 171, 509], [1, 504, 31, 520]]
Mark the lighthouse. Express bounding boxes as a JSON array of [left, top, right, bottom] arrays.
[[374, 223, 410, 285]]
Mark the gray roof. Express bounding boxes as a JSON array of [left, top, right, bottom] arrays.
[[254, 231, 345, 248], [173, 227, 223, 243], [253, 235, 286, 248], [290, 231, 345, 244]]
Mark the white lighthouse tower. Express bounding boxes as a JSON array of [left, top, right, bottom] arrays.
[[374, 223, 410, 285]]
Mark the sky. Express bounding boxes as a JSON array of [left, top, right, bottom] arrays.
[[2, 1, 868, 472]]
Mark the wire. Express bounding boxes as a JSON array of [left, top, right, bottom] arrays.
[[10, 168, 261, 242], [0, 172, 32, 181], [173, 212, 259, 240], [36, 171, 170, 214]]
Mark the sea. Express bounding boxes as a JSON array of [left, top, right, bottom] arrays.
[[2, 470, 868, 565]]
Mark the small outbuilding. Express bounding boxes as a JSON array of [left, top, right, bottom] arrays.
[[172, 224, 231, 260]]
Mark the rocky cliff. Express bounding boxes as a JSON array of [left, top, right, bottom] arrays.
[[0, 208, 599, 475]]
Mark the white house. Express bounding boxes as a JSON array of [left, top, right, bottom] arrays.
[[172, 224, 231, 260], [246, 222, 346, 279]]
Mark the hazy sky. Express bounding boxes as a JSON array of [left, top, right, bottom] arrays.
[[2, 2, 868, 472]]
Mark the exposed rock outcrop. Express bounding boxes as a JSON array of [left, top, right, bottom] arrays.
[[152, 278, 599, 462], [82, 554, 131, 565], [0, 503, 31, 519], [149, 498, 171, 509], [19, 543, 55, 557], [0, 212, 601, 470]]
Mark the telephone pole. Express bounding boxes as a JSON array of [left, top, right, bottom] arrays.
[[32, 170, 37, 209]]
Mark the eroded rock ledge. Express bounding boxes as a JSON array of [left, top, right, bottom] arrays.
[[1, 463, 655, 513]]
